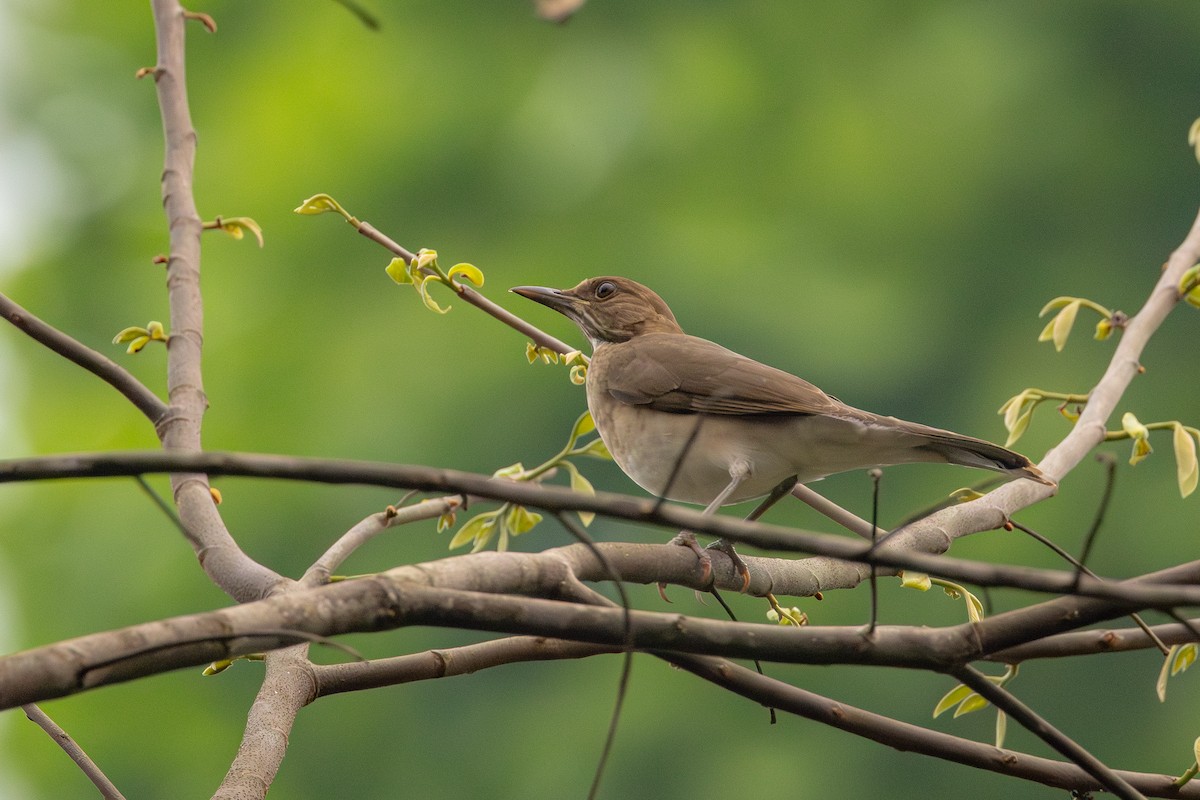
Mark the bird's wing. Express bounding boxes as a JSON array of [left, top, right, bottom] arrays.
[[601, 333, 855, 417]]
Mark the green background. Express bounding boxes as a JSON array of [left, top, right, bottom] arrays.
[[1, 1, 1199, 797]]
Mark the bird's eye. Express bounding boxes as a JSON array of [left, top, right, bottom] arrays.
[[595, 281, 617, 299]]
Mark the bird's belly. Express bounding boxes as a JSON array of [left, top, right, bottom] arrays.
[[588, 402, 805, 505], [590, 401, 934, 507]]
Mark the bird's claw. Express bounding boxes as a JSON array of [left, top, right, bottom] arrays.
[[707, 538, 752, 592], [667, 531, 713, 585]]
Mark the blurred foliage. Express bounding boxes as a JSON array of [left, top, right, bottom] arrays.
[[2, 1, 1200, 798]]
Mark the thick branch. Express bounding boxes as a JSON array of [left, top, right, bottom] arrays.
[[6, 450, 1200, 606], [6, 547, 1200, 712]]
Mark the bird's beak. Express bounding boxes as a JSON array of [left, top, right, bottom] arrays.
[[510, 285, 578, 316]]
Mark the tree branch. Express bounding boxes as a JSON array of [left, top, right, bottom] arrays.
[[5, 450, 1200, 607], [0, 292, 167, 422], [22, 704, 127, 800], [877, 205, 1200, 559], [986, 618, 1200, 663], [669, 653, 1194, 798], [147, 0, 280, 603], [949, 664, 1144, 799]]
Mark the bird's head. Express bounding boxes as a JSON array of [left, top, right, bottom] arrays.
[[511, 276, 682, 346]]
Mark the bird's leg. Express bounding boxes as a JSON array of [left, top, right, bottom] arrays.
[[707, 475, 799, 592], [667, 460, 755, 589]]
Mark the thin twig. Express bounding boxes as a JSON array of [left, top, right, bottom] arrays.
[[22, 704, 127, 800], [354, 221, 574, 353], [949, 665, 1146, 800], [790, 483, 874, 540], [1010, 519, 1170, 655], [0, 292, 166, 422]]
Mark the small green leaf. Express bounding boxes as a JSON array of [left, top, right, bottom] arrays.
[[449, 511, 499, 550], [1130, 436, 1153, 466], [1038, 296, 1079, 316], [1048, 300, 1081, 352], [933, 684, 975, 718], [1171, 642, 1198, 676], [447, 262, 484, 287], [576, 437, 612, 461], [413, 248, 438, 272], [505, 504, 542, 536], [568, 410, 596, 446], [113, 326, 149, 344], [1122, 412, 1149, 439], [386, 258, 412, 284], [950, 487, 986, 503], [1174, 424, 1198, 498], [219, 216, 264, 247], [416, 276, 450, 314], [999, 391, 1036, 446], [1177, 264, 1200, 306], [561, 461, 596, 526], [493, 462, 526, 479], [995, 710, 1008, 750], [953, 692, 990, 717], [1005, 407, 1034, 448], [1122, 412, 1152, 466], [1158, 647, 1174, 702], [963, 589, 984, 623], [1094, 318, 1112, 341], [293, 193, 343, 216], [898, 571, 931, 591], [203, 659, 233, 676], [569, 365, 588, 385]]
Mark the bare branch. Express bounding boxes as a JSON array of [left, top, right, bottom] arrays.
[[313, 636, 615, 696], [146, 0, 280, 602], [22, 704, 127, 800], [301, 495, 463, 586], [213, 646, 313, 800], [987, 619, 1200, 663]]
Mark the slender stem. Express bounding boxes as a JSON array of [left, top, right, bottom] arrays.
[[22, 704, 127, 800], [950, 665, 1145, 800], [0, 292, 166, 422]]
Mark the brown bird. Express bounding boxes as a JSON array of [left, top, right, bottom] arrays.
[[512, 276, 1050, 584]]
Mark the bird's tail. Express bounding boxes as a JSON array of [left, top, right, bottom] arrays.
[[915, 428, 1055, 487], [870, 413, 1055, 486]]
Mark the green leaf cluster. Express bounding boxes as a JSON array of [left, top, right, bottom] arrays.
[[447, 410, 611, 551], [385, 248, 485, 315]]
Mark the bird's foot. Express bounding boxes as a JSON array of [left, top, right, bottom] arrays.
[[666, 531, 713, 586], [708, 538, 752, 592]]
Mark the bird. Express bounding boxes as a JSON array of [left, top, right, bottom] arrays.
[[511, 276, 1051, 586]]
